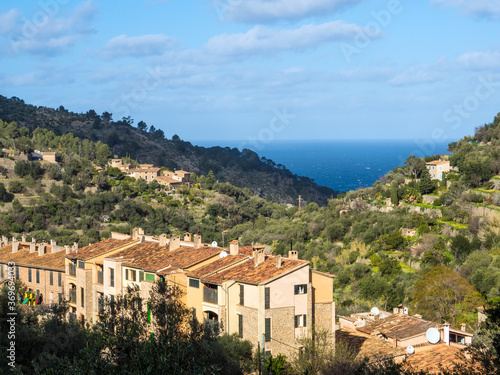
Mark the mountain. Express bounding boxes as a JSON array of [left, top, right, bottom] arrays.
[[0, 95, 337, 205]]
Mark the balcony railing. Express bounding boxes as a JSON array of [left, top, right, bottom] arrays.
[[69, 289, 76, 303], [97, 270, 103, 284], [203, 286, 218, 304], [69, 263, 76, 277]]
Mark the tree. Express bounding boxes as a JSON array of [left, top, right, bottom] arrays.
[[14, 160, 44, 179], [419, 169, 435, 195], [451, 234, 472, 264], [412, 265, 483, 325], [137, 120, 147, 131], [102, 111, 113, 122]]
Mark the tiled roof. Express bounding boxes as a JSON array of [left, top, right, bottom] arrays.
[[201, 255, 308, 285], [67, 238, 137, 261], [187, 254, 249, 278], [426, 160, 449, 165], [404, 344, 464, 373], [0, 244, 66, 270], [156, 176, 181, 184], [336, 328, 406, 360], [108, 243, 223, 273], [357, 314, 440, 340]]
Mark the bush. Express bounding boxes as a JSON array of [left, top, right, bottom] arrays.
[[9, 180, 23, 193]]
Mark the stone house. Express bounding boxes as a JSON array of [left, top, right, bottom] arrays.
[[426, 160, 451, 181], [0, 236, 69, 305]]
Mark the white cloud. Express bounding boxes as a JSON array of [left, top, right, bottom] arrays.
[[0, 9, 21, 34], [204, 21, 381, 56], [458, 50, 500, 69], [101, 34, 177, 59], [431, 0, 500, 19], [214, 0, 365, 22], [6, 1, 97, 55], [389, 58, 450, 86]]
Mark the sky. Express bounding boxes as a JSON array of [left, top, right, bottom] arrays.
[[0, 0, 499, 146]]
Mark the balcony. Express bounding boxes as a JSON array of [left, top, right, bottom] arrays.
[[97, 270, 103, 285], [203, 286, 218, 304], [69, 263, 76, 277], [69, 289, 76, 304]]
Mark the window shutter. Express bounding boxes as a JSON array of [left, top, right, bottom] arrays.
[[294, 285, 299, 295], [139, 271, 144, 282], [304, 285, 308, 294], [304, 315, 307, 327], [125, 269, 129, 280], [265, 287, 270, 309], [265, 318, 271, 342], [240, 285, 244, 306], [294, 315, 298, 328], [238, 315, 243, 338]]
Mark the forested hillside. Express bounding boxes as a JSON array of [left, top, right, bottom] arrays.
[[0, 95, 336, 205]]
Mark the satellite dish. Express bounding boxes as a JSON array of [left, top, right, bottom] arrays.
[[426, 328, 440, 344], [219, 251, 228, 258], [371, 307, 380, 315], [211, 241, 218, 247], [407, 346, 415, 355]]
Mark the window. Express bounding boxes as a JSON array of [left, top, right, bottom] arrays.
[[189, 278, 199, 288], [15, 266, 19, 280], [109, 268, 115, 287], [239, 284, 244, 305], [36, 269, 40, 284], [265, 318, 271, 342], [58, 272, 62, 287], [145, 273, 155, 282], [49, 271, 53, 286], [126, 269, 136, 281], [138, 271, 144, 282], [80, 287, 84, 307], [58, 293, 62, 304], [78, 261, 85, 269], [295, 314, 307, 328], [265, 287, 270, 309], [294, 284, 307, 294], [238, 315, 243, 338], [28, 268, 32, 282], [439, 173, 442, 179], [439, 166, 443, 171]]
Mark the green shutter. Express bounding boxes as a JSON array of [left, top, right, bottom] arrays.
[[147, 302, 151, 323], [265, 287, 270, 309], [304, 315, 307, 327], [304, 285, 308, 294], [240, 285, 244, 305], [49, 271, 53, 286], [294, 315, 298, 328], [139, 271, 144, 282], [145, 273, 155, 282], [238, 315, 243, 338], [265, 318, 271, 342], [294, 285, 299, 294]]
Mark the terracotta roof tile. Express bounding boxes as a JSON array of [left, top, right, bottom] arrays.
[[336, 328, 406, 360], [187, 254, 249, 278], [0, 244, 66, 270], [357, 314, 440, 340], [67, 238, 137, 261], [404, 344, 464, 373], [201, 255, 308, 285], [107, 243, 223, 273]]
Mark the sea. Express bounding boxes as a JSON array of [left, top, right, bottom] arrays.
[[193, 140, 452, 192]]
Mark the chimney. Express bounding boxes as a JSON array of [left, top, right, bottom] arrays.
[[12, 239, 19, 253], [159, 234, 168, 247], [132, 227, 145, 240], [193, 234, 202, 248], [288, 250, 298, 260], [72, 242, 78, 251], [170, 236, 181, 251], [253, 246, 266, 266], [30, 239, 36, 253], [50, 240, 57, 253], [443, 323, 450, 345], [276, 255, 282, 269], [2, 236, 8, 246], [184, 232, 192, 242], [229, 240, 239, 256], [38, 243, 46, 256], [461, 323, 466, 332], [65, 245, 70, 255], [403, 306, 408, 315], [22, 235, 26, 242]]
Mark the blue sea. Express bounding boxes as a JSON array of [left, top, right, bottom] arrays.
[[193, 140, 452, 192]]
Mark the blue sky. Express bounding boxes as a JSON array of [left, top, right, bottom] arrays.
[[0, 0, 499, 145]]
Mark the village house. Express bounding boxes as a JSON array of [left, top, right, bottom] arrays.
[[61, 231, 335, 357], [426, 160, 451, 181], [337, 305, 474, 373], [0, 236, 70, 305]]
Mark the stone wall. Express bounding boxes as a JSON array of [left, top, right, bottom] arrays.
[[240, 306, 258, 344], [266, 307, 296, 357]]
